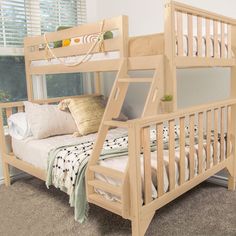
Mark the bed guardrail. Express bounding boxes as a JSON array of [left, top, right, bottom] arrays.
[[118, 98, 236, 235], [165, 1, 236, 67], [24, 15, 128, 75], [128, 98, 236, 210]]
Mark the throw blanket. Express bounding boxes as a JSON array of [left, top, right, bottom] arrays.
[[45, 125, 193, 223], [46, 132, 132, 223]]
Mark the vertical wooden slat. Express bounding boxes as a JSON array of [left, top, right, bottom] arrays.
[[6, 108, 12, 118], [198, 112, 204, 174], [179, 117, 185, 184], [189, 114, 195, 179], [142, 127, 152, 204], [197, 17, 202, 57], [213, 21, 219, 58], [187, 14, 193, 57], [177, 12, 184, 56], [227, 24, 232, 58], [213, 109, 219, 165], [206, 110, 212, 170], [168, 119, 175, 191], [128, 125, 143, 234], [206, 18, 211, 57], [157, 124, 164, 197], [94, 72, 101, 94], [221, 22, 225, 58], [227, 106, 231, 159], [220, 107, 225, 161], [17, 106, 24, 113]]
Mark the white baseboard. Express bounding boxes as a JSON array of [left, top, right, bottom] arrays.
[[0, 172, 29, 186], [207, 175, 228, 187]]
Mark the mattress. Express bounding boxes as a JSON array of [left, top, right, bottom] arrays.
[[12, 128, 227, 202], [12, 127, 127, 170], [31, 51, 120, 67]]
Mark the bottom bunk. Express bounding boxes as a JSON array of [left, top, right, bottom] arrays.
[[9, 124, 231, 222], [1, 99, 236, 236]]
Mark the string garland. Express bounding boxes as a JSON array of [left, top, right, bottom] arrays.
[[43, 20, 105, 67]]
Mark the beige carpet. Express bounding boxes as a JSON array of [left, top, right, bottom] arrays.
[[0, 177, 236, 236]]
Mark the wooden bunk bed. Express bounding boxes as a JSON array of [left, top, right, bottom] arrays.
[[0, 1, 235, 236]]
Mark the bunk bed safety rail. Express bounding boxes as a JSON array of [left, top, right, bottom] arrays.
[[24, 15, 128, 74], [128, 98, 236, 209], [170, 1, 236, 59]]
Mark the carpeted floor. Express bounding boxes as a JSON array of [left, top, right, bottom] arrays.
[[0, 177, 235, 236]]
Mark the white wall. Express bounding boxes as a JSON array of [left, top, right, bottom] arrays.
[[86, 0, 235, 118]]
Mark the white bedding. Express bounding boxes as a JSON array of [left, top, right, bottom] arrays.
[[31, 51, 120, 67], [12, 127, 127, 170], [178, 35, 232, 57]]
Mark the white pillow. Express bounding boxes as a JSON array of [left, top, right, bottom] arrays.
[[24, 101, 77, 139], [8, 112, 32, 140]]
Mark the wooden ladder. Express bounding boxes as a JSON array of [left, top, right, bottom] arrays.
[[86, 57, 164, 217]]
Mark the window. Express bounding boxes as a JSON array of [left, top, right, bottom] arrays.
[[0, 56, 27, 102], [0, 0, 86, 48], [46, 73, 84, 98], [0, 0, 86, 101]]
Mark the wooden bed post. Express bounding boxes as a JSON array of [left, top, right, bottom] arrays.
[[228, 25, 236, 190], [128, 123, 146, 236], [164, 0, 177, 112], [94, 72, 101, 94], [24, 41, 34, 101], [0, 108, 11, 186]]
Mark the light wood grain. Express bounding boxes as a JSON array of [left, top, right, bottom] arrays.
[[142, 127, 152, 204], [179, 117, 186, 184], [189, 114, 195, 179], [157, 124, 164, 197], [168, 119, 175, 191]]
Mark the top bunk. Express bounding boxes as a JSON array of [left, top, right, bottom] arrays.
[[24, 1, 236, 77], [24, 15, 163, 75]]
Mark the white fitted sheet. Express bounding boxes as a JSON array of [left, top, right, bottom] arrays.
[[12, 127, 127, 170], [31, 51, 120, 67]]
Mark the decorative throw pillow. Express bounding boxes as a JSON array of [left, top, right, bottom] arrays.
[[59, 96, 105, 136], [24, 101, 77, 139]]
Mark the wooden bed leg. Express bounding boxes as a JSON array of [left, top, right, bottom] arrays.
[[2, 160, 11, 186], [131, 218, 142, 236], [131, 211, 155, 236], [228, 176, 236, 191]]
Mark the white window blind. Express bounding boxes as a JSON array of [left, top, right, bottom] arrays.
[[0, 0, 86, 48]]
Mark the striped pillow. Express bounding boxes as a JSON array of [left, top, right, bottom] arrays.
[[59, 96, 105, 136]]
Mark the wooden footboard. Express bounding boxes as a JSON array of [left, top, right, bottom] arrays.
[[126, 98, 236, 235]]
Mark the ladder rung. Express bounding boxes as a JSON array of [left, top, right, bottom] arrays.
[[90, 165, 125, 180], [118, 78, 153, 83], [103, 120, 129, 128], [88, 180, 122, 196], [88, 193, 122, 216]]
